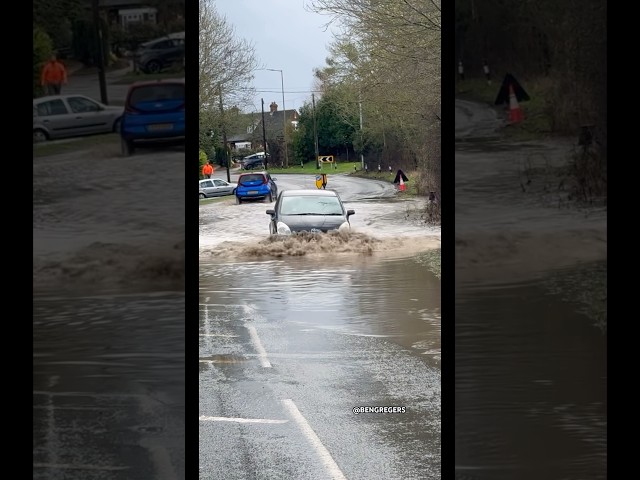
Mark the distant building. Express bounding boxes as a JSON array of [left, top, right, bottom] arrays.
[[226, 102, 299, 152]]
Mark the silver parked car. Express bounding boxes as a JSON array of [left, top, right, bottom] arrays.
[[33, 95, 123, 143], [199, 178, 237, 199]]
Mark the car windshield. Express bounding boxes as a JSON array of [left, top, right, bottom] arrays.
[[280, 196, 344, 216], [239, 174, 265, 184], [129, 84, 184, 104]]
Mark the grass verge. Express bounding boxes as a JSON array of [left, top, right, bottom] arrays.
[[199, 196, 233, 205], [264, 162, 359, 175], [33, 134, 120, 158], [415, 248, 441, 279]]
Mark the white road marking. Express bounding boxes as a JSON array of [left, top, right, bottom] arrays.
[[199, 334, 238, 337], [33, 463, 129, 471], [199, 416, 288, 424], [246, 325, 272, 368], [205, 296, 210, 302], [282, 399, 347, 480]]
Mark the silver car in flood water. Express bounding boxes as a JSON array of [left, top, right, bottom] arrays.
[[199, 178, 237, 198], [33, 95, 123, 142], [266, 189, 355, 235]]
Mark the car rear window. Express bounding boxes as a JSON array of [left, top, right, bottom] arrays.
[[239, 174, 266, 184], [129, 84, 184, 104]]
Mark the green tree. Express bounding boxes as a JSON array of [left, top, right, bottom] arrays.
[[33, 28, 54, 98], [199, 149, 208, 179]]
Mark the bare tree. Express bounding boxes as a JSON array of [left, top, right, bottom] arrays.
[[199, 0, 259, 113], [309, 0, 441, 195]]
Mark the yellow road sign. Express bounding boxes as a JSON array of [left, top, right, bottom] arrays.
[[315, 174, 327, 189]]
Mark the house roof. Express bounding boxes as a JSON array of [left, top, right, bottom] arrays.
[[227, 108, 298, 144]]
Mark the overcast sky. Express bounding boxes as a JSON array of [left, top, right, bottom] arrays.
[[215, 0, 337, 114]]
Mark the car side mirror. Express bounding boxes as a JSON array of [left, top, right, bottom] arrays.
[[266, 209, 275, 216], [347, 209, 355, 217], [271, 177, 277, 181]]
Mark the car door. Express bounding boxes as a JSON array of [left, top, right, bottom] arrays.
[[66, 96, 110, 134], [212, 179, 232, 195], [200, 180, 215, 196], [164, 39, 185, 67], [267, 174, 278, 196], [34, 98, 76, 139]]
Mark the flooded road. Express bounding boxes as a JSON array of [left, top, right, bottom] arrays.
[[33, 142, 186, 478], [200, 174, 441, 478], [33, 292, 185, 479], [455, 100, 606, 479]]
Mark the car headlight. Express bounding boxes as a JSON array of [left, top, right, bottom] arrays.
[[276, 222, 291, 235], [338, 222, 350, 232]]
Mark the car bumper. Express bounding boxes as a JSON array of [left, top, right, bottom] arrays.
[[236, 191, 270, 199]]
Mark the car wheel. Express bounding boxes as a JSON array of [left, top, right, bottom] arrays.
[[199, 193, 205, 199], [265, 193, 272, 203], [33, 129, 48, 143], [145, 60, 161, 73], [121, 137, 135, 157], [236, 196, 242, 205]]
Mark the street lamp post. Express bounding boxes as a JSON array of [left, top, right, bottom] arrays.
[[265, 68, 289, 168]]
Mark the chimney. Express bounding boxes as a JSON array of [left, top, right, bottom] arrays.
[[270, 102, 278, 113]]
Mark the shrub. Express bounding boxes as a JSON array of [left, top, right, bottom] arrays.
[[33, 27, 54, 98]]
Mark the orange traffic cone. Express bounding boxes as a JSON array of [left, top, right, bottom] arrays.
[[399, 176, 406, 191], [508, 84, 524, 123]]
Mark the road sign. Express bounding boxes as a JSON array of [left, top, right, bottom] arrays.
[[315, 174, 327, 189]]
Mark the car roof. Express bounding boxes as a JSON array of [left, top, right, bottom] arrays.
[[200, 178, 232, 182], [33, 94, 97, 104], [239, 171, 269, 176], [140, 32, 184, 46], [280, 189, 339, 197]]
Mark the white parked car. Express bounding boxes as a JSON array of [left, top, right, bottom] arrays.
[[199, 178, 237, 199]]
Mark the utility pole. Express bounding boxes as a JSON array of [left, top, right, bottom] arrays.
[[261, 99, 268, 168], [312, 93, 320, 169], [265, 69, 288, 167], [358, 89, 364, 170], [92, 0, 108, 104], [218, 86, 230, 182]]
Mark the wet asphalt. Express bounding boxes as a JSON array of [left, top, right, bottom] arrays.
[[33, 292, 185, 479], [199, 255, 441, 480]]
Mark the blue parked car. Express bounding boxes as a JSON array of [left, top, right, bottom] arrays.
[[235, 171, 278, 204], [120, 79, 185, 156]]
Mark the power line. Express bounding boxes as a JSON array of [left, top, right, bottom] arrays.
[[240, 89, 323, 94]]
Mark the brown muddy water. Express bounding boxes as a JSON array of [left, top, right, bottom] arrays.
[[200, 251, 441, 363], [454, 100, 606, 479], [455, 262, 606, 480]]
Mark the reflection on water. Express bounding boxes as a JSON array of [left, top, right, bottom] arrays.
[[455, 267, 606, 480], [200, 253, 441, 364]]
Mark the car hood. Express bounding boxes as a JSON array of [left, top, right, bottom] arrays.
[[279, 214, 347, 232]]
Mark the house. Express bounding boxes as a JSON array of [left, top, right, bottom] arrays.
[[227, 102, 299, 152], [100, 1, 183, 29]]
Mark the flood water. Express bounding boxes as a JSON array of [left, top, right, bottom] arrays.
[[200, 252, 441, 364], [454, 100, 607, 479], [455, 266, 606, 479], [199, 250, 442, 478]]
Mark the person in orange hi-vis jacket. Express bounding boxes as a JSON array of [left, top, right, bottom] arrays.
[[202, 162, 214, 179], [41, 54, 68, 95]]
